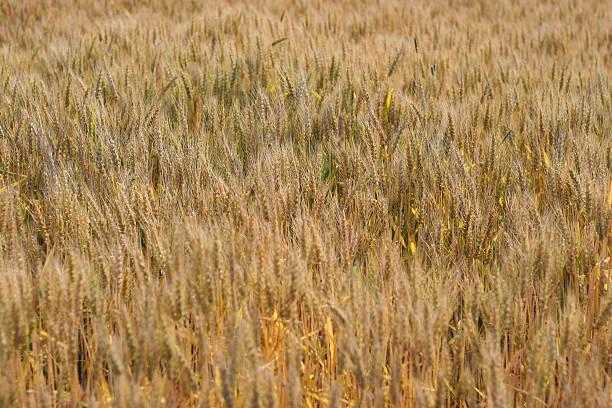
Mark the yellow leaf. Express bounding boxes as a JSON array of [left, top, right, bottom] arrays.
[[410, 240, 416, 255], [386, 88, 394, 109], [384, 88, 394, 115], [0, 176, 27, 193], [325, 316, 335, 368], [444, 378, 456, 396], [474, 387, 486, 399], [268, 78, 281, 93]]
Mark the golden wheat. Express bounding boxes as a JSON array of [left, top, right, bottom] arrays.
[[0, 0, 611, 406]]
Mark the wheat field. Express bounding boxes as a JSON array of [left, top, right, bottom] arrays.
[[0, 0, 611, 406]]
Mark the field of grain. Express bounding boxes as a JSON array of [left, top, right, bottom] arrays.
[[0, 0, 611, 406]]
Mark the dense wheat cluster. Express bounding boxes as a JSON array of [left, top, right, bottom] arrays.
[[0, 0, 611, 406]]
